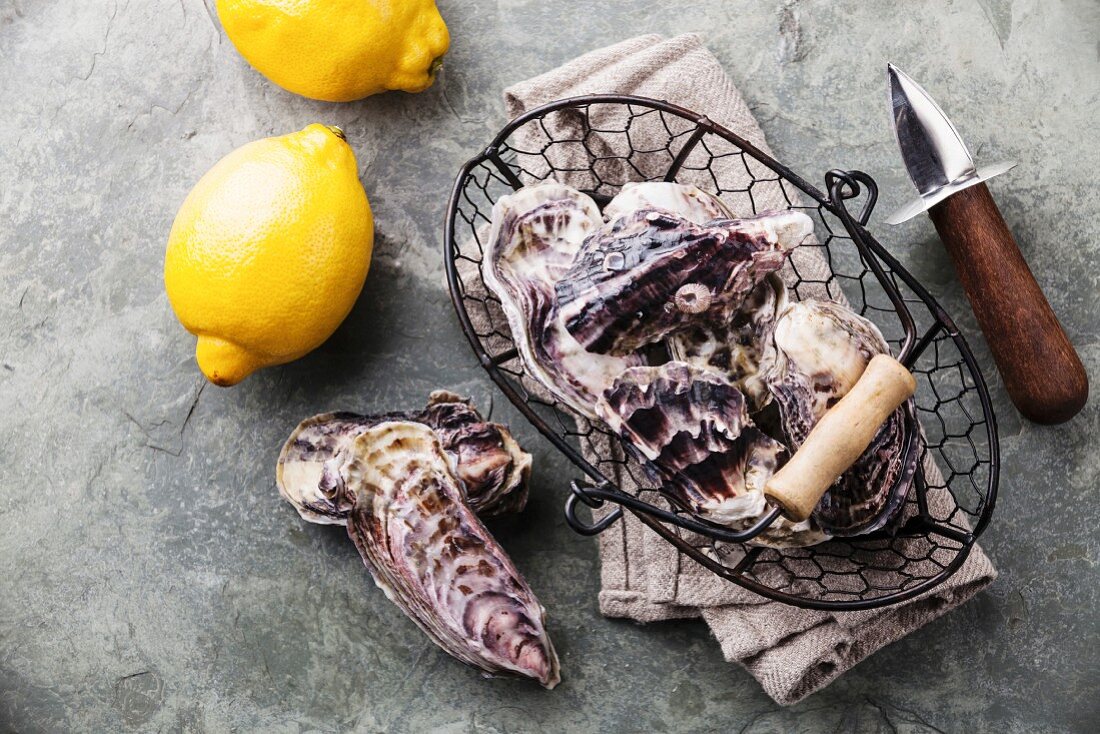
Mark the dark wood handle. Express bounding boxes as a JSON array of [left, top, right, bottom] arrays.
[[929, 182, 1088, 424]]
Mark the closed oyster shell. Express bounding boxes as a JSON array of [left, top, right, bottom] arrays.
[[417, 391, 533, 517], [277, 411, 377, 525], [276, 392, 531, 523], [555, 209, 812, 356], [763, 300, 917, 536], [343, 421, 560, 688], [596, 362, 827, 546], [603, 181, 734, 224], [482, 181, 642, 418]]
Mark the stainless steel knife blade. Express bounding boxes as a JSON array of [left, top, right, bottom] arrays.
[[885, 64, 1016, 224]]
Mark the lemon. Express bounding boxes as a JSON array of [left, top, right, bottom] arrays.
[[165, 124, 373, 386], [216, 0, 450, 102]]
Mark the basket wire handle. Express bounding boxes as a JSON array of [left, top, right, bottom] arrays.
[[564, 481, 622, 536], [566, 479, 784, 542], [825, 169, 918, 362], [826, 168, 878, 226]]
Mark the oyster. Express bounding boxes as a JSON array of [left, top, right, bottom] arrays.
[[555, 209, 813, 355], [762, 300, 917, 535], [482, 181, 642, 418], [597, 362, 827, 546], [596, 362, 782, 525], [668, 273, 788, 410], [277, 392, 531, 524], [277, 411, 376, 525], [603, 181, 734, 224], [343, 422, 560, 688], [417, 391, 533, 517]]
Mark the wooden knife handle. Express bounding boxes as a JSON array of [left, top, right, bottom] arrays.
[[929, 182, 1088, 424], [765, 355, 916, 523]]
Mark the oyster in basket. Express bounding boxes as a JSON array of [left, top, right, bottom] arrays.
[[596, 361, 826, 546], [555, 209, 813, 356], [668, 273, 789, 411], [603, 181, 734, 224], [762, 300, 917, 535], [343, 421, 560, 688], [482, 181, 643, 418], [277, 392, 531, 524]]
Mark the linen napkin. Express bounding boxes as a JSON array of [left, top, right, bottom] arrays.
[[466, 33, 997, 705]]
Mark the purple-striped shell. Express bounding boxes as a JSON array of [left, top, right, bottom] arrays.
[[554, 209, 812, 356], [481, 182, 643, 419], [417, 391, 532, 517], [276, 392, 531, 523], [668, 273, 789, 411], [596, 362, 827, 546], [343, 422, 560, 687]]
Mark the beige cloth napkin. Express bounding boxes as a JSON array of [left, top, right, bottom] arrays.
[[473, 33, 997, 705]]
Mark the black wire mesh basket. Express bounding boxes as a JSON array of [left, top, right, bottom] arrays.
[[444, 95, 998, 610]]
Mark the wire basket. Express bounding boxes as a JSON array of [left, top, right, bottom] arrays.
[[443, 95, 998, 610]]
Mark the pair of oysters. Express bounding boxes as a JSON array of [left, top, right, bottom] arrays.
[[277, 392, 559, 688]]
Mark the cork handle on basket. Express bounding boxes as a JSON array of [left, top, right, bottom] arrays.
[[764, 354, 917, 523]]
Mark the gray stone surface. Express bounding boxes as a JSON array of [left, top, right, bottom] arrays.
[[1, 0, 1097, 731]]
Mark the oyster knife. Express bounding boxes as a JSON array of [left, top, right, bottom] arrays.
[[885, 64, 1087, 424]]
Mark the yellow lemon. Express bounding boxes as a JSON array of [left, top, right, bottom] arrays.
[[165, 124, 373, 386], [216, 0, 450, 102]]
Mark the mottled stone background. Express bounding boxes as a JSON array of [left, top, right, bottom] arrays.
[[1, 0, 1097, 731]]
